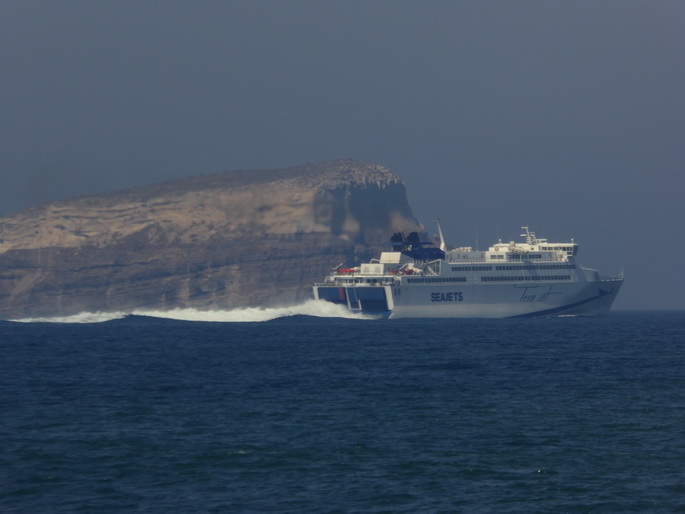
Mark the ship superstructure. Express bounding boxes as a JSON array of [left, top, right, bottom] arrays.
[[313, 225, 623, 318]]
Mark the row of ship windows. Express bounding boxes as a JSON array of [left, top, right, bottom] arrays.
[[481, 275, 572, 282], [506, 254, 542, 260], [337, 278, 389, 283], [406, 277, 467, 283], [451, 264, 576, 272], [407, 274, 572, 283], [489, 254, 545, 260], [496, 264, 576, 271], [541, 246, 574, 252]]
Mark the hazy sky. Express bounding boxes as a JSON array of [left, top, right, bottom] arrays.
[[2, 1, 684, 310]]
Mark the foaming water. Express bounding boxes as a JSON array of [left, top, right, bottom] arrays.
[[9, 300, 376, 324], [136, 299, 376, 322], [10, 311, 130, 324]]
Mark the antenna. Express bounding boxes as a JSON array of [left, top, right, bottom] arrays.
[[521, 226, 536, 245], [435, 218, 446, 251]]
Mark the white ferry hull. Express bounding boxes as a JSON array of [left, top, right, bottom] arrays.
[[387, 278, 622, 319], [314, 278, 622, 319]]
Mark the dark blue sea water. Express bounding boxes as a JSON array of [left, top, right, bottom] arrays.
[[2, 311, 684, 512]]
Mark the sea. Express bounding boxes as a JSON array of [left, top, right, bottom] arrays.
[[2, 304, 684, 513]]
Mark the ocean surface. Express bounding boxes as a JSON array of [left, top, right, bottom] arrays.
[[2, 308, 684, 512]]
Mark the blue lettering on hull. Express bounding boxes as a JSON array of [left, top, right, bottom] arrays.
[[430, 292, 464, 302], [508, 288, 611, 318]]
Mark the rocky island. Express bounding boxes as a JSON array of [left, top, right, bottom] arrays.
[[0, 160, 423, 318]]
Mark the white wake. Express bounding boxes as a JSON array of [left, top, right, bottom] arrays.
[[9, 300, 377, 324], [10, 311, 130, 324]]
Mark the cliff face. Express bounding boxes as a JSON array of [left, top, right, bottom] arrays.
[[0, 160, 422, 318]]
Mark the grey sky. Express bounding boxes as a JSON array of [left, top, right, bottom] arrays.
[[2, 1, 684, 310]]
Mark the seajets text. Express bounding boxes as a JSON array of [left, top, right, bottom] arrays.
[[431, 292, 464, 302]]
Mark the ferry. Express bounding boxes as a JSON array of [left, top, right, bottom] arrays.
[[313, 224, 623, 318]]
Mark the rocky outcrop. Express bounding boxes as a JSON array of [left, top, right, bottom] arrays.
[[0, 160, 422, 318]]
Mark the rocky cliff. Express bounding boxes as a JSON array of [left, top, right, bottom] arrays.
[[0, 160, 422, 318]]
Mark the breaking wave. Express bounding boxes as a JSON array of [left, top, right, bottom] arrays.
[[9, 300, 377, 324]]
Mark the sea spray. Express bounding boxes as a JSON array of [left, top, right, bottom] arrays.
[[8, 300, 376, 324], [9, 311, 130, 324], [136, 300, 376, 322]]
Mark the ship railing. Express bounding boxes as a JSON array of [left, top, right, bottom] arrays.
[[316, 278, 398, 287], [419, 259, 442, 276], [447, 256, 569, 264]]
